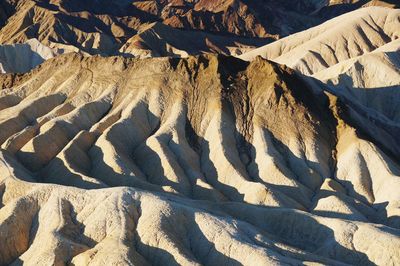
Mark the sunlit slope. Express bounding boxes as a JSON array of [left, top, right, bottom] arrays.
[[0, 54, 399, 265]]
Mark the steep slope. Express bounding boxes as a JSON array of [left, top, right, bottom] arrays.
[[240, 6, 400, 123], [312, 38, 400, 122], [0, 0, 132, 55], [364, 0, 400, 7], [119, 22, 268, 58], [0, 0, 274, 64], [1, 0, 398, 65], [0, 54, 400, 265], [239, 7, 400, 74], [0, 0, 17, 27], [0, 38, 64, 73]]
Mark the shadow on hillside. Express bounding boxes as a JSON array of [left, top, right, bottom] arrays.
[[133, 197, 380, 265], [135, 213, 242, 265], [303, 72, 400, 163], [297, 72, 400, 220]]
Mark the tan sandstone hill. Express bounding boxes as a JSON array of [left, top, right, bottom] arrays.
[[1, 0, 398, 64], [0, 38, 64, 73], [119, 22, 267, 58], [239, 7, 400, 74], [0, 2, 400, 265], [0, 0, 274, 57], [240, 6, 400, 124], [0, 53, 399, 265]]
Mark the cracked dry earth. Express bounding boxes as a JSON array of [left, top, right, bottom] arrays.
[[0, 53, 400, 265]]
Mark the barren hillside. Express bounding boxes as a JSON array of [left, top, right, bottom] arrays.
[[240, 7, 400, 124], [0, 54, 399, 265], [0, 2, 400, 266], [1, 0, 397, 62]]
